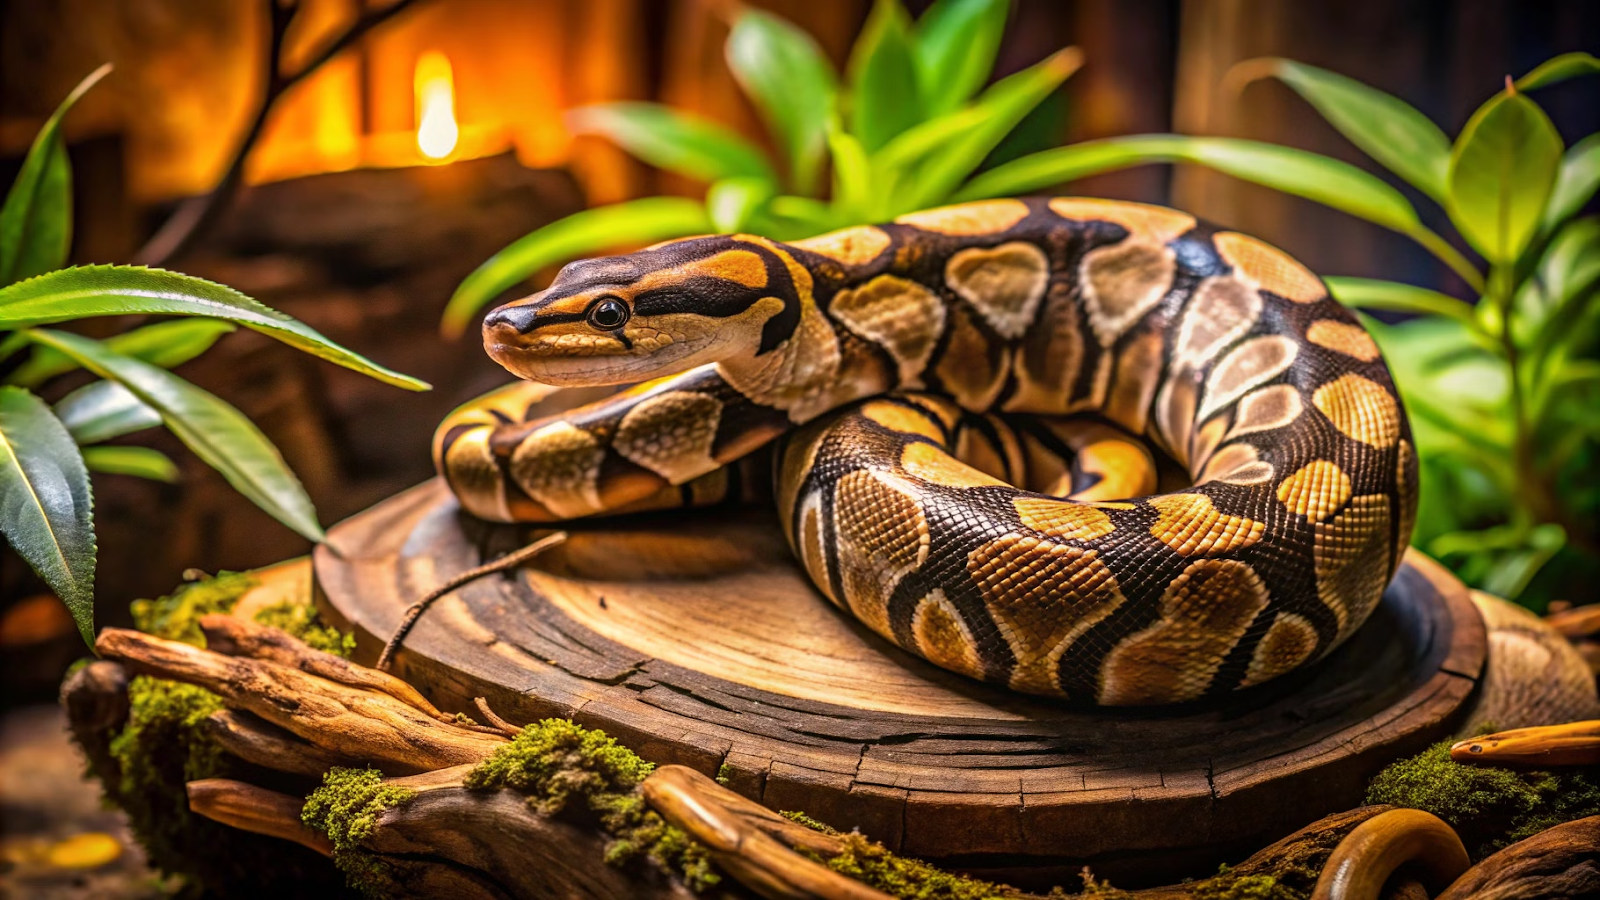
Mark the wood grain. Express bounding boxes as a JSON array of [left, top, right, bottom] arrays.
[[314, 479, 1485, 888]]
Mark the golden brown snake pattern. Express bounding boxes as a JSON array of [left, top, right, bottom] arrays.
[[434, 197, 1418, 705]]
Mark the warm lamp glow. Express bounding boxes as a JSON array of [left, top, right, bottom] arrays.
[[414, 51, 459, 160]]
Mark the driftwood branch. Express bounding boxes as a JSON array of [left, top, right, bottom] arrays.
[[1437, 815, 1600, 899], [132, 0, 424, 266], [187, 778, 334, 856], [95, 627, 505, 773]]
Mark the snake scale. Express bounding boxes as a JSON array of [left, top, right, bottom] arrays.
[[434, 197, 1418, 705]]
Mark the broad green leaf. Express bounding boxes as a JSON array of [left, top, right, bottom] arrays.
[[906, 47, 1082, 210], [1527, 216, 1600, 393], [26, 329, 323, 542], [0, 385, 94, 644], [82, 446, 178, 482], [726, 8, 838, 195], [0, 64, 110, 286], [8, 318, 235, 388], [1235, 58, 1451, 201], [53, 381, 161, 445], [847, 0, 923, 152], [1542, 133, 1600, 233], [442, 198, 712, 338], [567, 103, 777, 185], [706, 176, 776, 233], [1324, 276, 1476, 326], [1447, 91, 1562, 265], [912, 0, 1008, 115], [1515, 52, 1600, 91], [761, 195, 841, 237], [0, 265, 427, 390], [828, 125, 874, 221]]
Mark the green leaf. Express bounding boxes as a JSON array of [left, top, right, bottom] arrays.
[[0, 64, 110, 286], [912, 0, 1008, 115], [706, 176, 776, 233], [53, 381, 161, 445], [442, 198, 712, 338], [828, 124, 875, 221], [25, 329, 323, 542], [959, 135, 1419, 230], [566, 103, 777, 185], [1235, 58, 1451, 201], [1515, 52, 1600, 91], [1542, 133, 1600, 233], [0, 385, 94, 644], [7, 318, 235, 388], [847, 0, 923, 152], [726, 8, 838, 195], [82, 445, 178, 482], [1447, 91, 1563, 265], [905, 47, 1082, 210], [0, 265, 427, 390], [1324, 276, 1476, 325]]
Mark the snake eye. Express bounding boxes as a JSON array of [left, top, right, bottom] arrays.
[[587, 298, 630, 330]]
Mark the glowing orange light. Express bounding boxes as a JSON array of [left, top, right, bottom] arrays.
[[415, 51, 459, 160]]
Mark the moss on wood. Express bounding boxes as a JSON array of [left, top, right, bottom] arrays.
[[301, 767, 417, 897], [80, 570, 356, 898], [1366, 738, 1600, 857], [466, 719, 719, 891], [252, 599, 356, 657]]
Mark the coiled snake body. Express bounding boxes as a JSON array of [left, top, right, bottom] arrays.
[[436, 197, 1417, 705]]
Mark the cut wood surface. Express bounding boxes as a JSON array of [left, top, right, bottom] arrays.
[[314, 478, 1487, 886]]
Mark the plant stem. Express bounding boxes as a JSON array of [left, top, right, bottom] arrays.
[[1411, 228, 1487, 296]]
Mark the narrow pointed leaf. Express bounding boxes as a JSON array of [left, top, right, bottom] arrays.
[[1324, 276, 1477, 325], [0, 265, 427, 390], [8, 318, 234, 388], [54, 381, 161, 445], [1542, 133, 1600, 233], [726, 8, 838, 195], [908, 47, 1082, 209], [443, 198, 712, 338], [25, 329, 323, 541], [82, 446, 178, 482], [848, 0, 923, 152], [706, 176, 776, 233], [1447, 92, 1562, 265], [1238, 58, 1450, 200], [0, 385, 94, 644], [828, 125, 874, 220], [0, 64, 110, 286], [567, 103, 777, 185], [1515, 52, 1600, 91], [913, 0, 1008, 114], [957, 135, 1422, 232]]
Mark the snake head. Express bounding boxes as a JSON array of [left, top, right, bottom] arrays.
[[483, 236, 789, 386]]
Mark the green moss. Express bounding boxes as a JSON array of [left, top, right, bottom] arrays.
[[131, 570, 256, 645], [466, 719, 718, 891], [98, 676, 349, 898], [782, 809, 841, 834], [252, 599, 356, 657], [807, 832, 1032, 899], [1365, 739, 1600, 857], [302, 768, 417, 898], [1190, 867, 1292, 900], [716, 762, 732, 785]]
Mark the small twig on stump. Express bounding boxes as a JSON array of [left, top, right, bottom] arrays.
[[377, 531, 567, 671], [474, 697, 523, 737], [133, 0, 424, 266]]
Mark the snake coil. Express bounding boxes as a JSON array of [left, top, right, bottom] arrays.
[[435, 197, 1417, 705]]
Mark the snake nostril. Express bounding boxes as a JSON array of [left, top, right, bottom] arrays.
[[484, 305, 538, 335]]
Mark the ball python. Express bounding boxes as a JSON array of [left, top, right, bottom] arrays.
[[434, 197, 1417, 705]]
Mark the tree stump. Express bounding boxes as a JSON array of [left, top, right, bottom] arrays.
[[313, 479, 1485, 889]]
